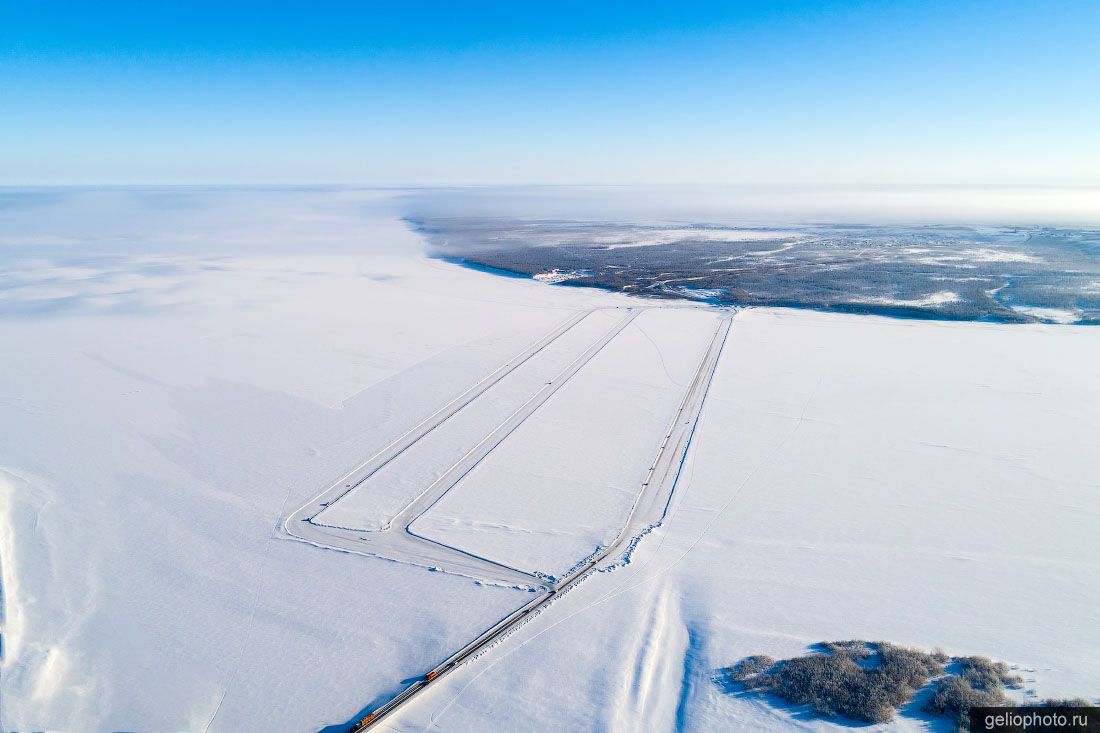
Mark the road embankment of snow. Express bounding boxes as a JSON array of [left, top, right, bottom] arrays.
[[411, 307, 722, 578]]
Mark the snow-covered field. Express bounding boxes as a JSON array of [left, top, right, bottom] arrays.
[[1, 188, 1097, 732]]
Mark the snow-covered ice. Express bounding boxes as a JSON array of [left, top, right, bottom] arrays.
[[1, 188, 1098, 732]]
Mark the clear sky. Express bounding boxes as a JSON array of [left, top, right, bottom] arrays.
[[3, 1, 1098, 185]]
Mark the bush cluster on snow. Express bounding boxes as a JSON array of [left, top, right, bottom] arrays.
[[730, 640, 943, 724], [924, 656, 1022, 729], [727, 641, 1096, 731]]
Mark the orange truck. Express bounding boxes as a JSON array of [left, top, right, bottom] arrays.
[[350, 712, 375, 731]]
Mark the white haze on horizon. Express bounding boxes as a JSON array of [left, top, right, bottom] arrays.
[[402, 184, 1100, 228]]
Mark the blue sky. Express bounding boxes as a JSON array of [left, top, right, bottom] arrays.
[[2, 1, 1098, 184]]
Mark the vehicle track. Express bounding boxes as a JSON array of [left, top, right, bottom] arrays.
[[346, 313, 732, 731]]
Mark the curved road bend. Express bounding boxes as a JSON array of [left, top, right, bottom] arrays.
[[286, 307, 641, 587]]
